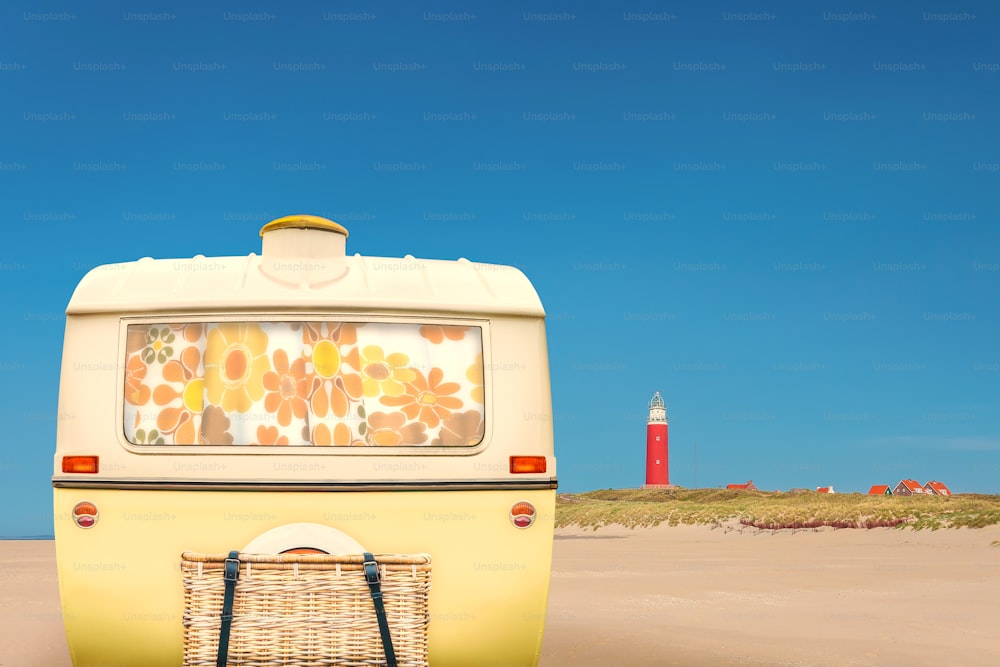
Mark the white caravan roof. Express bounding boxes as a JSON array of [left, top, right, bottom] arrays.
[[66, 215, 545, 318]]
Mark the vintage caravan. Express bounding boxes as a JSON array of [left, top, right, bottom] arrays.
[[53, 215, 557, 666]]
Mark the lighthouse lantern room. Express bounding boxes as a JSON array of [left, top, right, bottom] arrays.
[[644, 391, 671, 488]]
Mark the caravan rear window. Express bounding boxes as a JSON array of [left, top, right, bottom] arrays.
[[123, 321, 485, 447]]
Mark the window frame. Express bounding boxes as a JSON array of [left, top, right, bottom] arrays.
[[116, 313, 492, 456]]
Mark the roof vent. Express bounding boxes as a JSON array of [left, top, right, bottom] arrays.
[[258, 214, 350, 288], [260, 214, 349, 259]]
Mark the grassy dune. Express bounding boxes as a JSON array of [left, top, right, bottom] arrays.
[[555, 488, 1000, 530]]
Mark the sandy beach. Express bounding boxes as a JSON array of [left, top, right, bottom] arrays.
[[3, 524, 999, 666]]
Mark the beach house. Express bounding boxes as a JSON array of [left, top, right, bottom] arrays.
[[867, 485, 892, 495], [893, 479, 925, 496], [726, 480, 758, 491], [923, 481, 953, 496]]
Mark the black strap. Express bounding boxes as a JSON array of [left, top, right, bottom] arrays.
[[217, 550, 240, 667], [363, 552, 397, 667]]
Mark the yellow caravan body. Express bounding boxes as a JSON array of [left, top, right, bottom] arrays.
[[53, 216, 556, 666]]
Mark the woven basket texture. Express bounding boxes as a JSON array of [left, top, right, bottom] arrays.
[[181, 552, 431, 667]]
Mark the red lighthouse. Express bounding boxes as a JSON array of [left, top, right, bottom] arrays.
[[644, 391, 670, 488]]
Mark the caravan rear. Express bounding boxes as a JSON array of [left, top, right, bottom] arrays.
[[53, 215, 557, 665]]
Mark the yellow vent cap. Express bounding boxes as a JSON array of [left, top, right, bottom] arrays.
[[260, 214, 349, 238]]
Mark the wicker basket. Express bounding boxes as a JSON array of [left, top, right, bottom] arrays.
[[180, 551, 431, 667]]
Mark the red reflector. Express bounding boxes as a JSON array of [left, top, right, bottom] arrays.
[[513, 515, 533, 528], [62, 456, 99, 474], [76, 515, 96, 528], [510, 456, 546, 474]]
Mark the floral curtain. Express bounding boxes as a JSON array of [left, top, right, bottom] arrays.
[[123, 322, 485, 446]]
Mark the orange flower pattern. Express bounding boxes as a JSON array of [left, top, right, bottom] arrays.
[[366, 412, 428, 446], [378, 367, 463, 429], [255, 425, 289, 446], [263, 349, 310, 427], [152, 343, 204, 445], [123, 322, 484, 446], [124, 355, 151, 406], [419, 325, 468, 344]]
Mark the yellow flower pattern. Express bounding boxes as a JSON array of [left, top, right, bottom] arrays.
[[123, 321, 484, 446], [204, 323, 271, 413], [360, 345, 416, 397]]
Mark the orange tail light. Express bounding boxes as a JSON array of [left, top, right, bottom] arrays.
[[509, 456, 546, 474], [62, 456, 99, 473]]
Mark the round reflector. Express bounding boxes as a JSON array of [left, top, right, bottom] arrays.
[[72, 501, 98, 528], [509, 501, 536, 528]]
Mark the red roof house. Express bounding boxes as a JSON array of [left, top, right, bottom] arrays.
[[868, 485, 892, 495], [726, 480, 758, 491], [923, 481, 952, 496], [893, 479, 925, 496], [816, 486, 835, 494]]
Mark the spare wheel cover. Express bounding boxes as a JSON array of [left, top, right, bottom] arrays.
[[242, 522, 366, 555]]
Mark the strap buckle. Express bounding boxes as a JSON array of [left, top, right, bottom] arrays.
[[363, 556, 381, 585], [224, 556, 241, 583]]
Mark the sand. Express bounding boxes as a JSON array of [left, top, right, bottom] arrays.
[[542, 523, 1000, 667], [3, 524, 999, 666]]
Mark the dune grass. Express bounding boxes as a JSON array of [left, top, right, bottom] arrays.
[[555, 488, 1000, 531]]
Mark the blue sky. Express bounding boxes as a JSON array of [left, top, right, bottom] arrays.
[[2, 1, 998, 536]]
